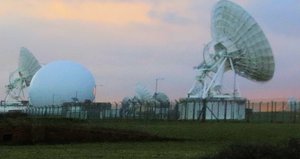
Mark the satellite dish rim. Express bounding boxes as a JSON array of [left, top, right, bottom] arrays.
[[211, 0, 275, 82]]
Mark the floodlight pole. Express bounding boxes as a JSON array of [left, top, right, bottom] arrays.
[[95, 84, 103, 102], [52, 94, 55, 106], [155, 78, 164, 95]]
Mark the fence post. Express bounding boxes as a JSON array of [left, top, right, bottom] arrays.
[[293, 102, 297, 123], [271, 101, 274, 123], [133, 104, 136, 119], [184, 100, 187, 120], [259, 102, 262, 121], [192, 100, 196, 121], [160, 103, 163, 120], [201, 99, 207, 122], [79, 105, 82, 119], [251, 103, 254, 121], [55, 106, 58, 117], [246, 101, 250, 122], [282, 102, 285, 122], [217, 101, 220, 119], [154, 102, 157, 119], [75, 105, 77, 119], [109, 108, 112, 119], [167, 103, 170, 120], [230, 101, 234, 119], [115, 103, 118, 119], [177, 101, 180, 120], [139, 104, 142, 119], [224, 100, 227, 122], [275, 102, 277, 122], [211, 102, 214, 120]]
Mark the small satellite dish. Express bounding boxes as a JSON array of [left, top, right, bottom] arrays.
[[188, 0, 275, 98], [120, 85, 170, 117], [135, 84, 153, 103], [5, 47, 41, 101], [288, 97, 299, 111], [153, 92, 170, 105]]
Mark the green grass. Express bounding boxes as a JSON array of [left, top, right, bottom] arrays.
[[1, 118, 300, 159], [86, 120, 300, 143], [0, 142, 218, 159], [249, 112, 300, 123]]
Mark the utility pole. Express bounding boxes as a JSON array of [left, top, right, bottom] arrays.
[[155, 78, 164, 94], [95, 84, 103, 102]]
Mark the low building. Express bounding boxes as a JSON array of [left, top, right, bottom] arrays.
[[178, 97, 246, 121]]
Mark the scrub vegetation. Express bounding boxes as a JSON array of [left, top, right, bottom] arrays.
[[201, 139, 300, 159], [0, 117, 300, 159]]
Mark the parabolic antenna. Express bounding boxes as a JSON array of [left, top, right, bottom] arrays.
[[135, 84, 153, 103], [120, 86, 170, 116], [19, 47, 42, 86], [153, 92, 170, 105], [288, 97, 299, 111], [135, 84, 170, 104], [188, 0, 275, 98], [5, 47, 41, 101]]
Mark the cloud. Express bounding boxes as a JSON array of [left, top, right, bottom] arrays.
[[149, 11, 191, 25], [0, 1, 154, 25], [247, 0, 300, 38], [147, 1, 195, 25]]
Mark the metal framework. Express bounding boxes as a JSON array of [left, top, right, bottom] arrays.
[[188, 0, 275, 99], [5, 47, 41, 102]]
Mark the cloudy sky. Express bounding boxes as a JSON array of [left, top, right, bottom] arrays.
[[0, 0, 299, 102]]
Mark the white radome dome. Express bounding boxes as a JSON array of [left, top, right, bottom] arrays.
[[29, 60, 95, 106]]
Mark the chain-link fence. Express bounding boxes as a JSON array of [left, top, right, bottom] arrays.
[[2, 100, 299, 123], [245, 101, 300, 123]]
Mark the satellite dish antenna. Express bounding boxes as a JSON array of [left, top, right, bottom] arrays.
[[5, 47, 41, 102], [288, 97, 299, 111], [135, 83, 153, 103], [188, 0, 275, 99], [153, 92, 170, 106]]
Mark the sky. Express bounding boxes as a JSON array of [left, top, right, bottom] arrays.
[[0, 0, 299, 102]]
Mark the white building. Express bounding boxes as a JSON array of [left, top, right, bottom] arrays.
[[178, 97, 246, 121]]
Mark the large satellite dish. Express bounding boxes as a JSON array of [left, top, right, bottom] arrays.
[[188, 0, 275, 98], [5, 47, 41, 101]]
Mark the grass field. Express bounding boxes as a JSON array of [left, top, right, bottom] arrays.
[[1, 118, 300, 159]]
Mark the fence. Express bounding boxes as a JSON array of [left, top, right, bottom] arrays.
[[246, 101, 300, 123], [12, 100, 300, 123], [23, 102, 176, 120]]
